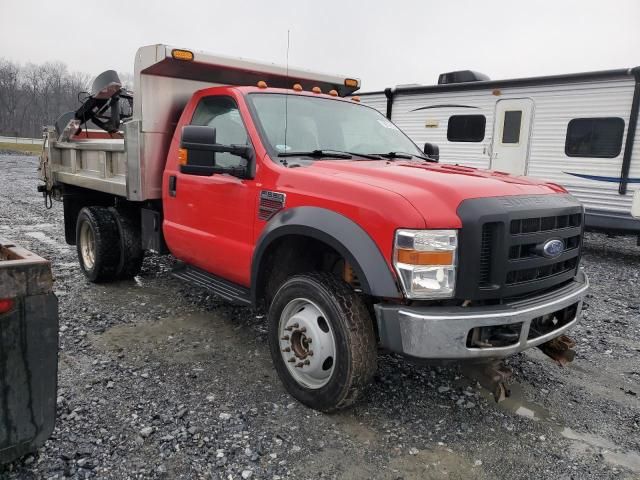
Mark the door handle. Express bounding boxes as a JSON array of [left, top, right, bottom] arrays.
[[169, 175, 177, 197]]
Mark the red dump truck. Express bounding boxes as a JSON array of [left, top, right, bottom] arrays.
[[39, 44, 588, 411]]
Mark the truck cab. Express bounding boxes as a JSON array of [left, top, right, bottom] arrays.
[[40, 45, 588, 411]]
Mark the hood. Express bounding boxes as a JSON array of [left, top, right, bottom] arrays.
[[306, 160, 566, 228]]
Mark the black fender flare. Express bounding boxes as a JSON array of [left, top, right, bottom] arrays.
[[251, 206, 401, 302]]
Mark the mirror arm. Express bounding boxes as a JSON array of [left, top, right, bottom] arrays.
[[181, 141, 232, 153], [180, 164, 216, 176], [179, 164, 252, 179], [228, 144, 252, 159], [181, 141, 253, 161]]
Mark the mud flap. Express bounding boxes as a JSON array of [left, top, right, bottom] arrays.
[[0, 293, 58, 464]]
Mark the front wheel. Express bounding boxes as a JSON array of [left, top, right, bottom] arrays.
[[268, 272, 377, 412]]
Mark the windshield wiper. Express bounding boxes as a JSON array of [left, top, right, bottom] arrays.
[[277, 149, 382, 160], [371, 151, 436, 162], [278, 149, 352, 159]]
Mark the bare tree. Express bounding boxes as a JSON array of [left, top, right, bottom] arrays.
[[0, 60, 21, 134], [0, 58, 92, 138]]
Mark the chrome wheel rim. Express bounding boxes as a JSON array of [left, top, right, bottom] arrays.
[[278, 298, 336, 389], [79, 221, 96, 270]]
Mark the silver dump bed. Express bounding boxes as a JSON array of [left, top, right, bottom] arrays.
[[41, 44, 360, 201]]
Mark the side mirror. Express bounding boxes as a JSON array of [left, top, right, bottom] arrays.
[[423, 142, 439, 162], [179, 125, 254, 178]]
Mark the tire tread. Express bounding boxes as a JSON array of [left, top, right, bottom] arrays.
[[269, 272, 377, 412], [110, 207, 144, 279], [76, 206, 120, 283]]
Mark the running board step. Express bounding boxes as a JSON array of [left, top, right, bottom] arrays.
[[172, 264, 251, 306]]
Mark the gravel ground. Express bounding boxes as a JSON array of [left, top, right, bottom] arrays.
[[0, 154, 639, 480]]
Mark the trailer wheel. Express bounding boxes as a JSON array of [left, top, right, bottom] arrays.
[[110, 207, 144, 279], [268, 272, 377, 412], [76, 207, 121, 283]]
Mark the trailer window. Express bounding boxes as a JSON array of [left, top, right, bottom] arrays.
[[565, 118, 625, 158], [190, 96, 249, 168], [447, 115, 486, 142], [501, 111, 522, 144]]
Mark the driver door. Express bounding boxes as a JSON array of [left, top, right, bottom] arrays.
[[166, 95, 257, 286]]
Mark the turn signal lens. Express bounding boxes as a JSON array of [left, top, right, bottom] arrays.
[[0, 298, 14, 314], [171, 49, 194, 61], [178, 148, 188, 166], [396, 249, 454, 266], [344, 78, 359, 88]]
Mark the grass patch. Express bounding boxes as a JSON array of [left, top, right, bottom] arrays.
[[0, 142, 42, 155]]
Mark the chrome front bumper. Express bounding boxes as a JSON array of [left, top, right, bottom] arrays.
[[374, 271, 589, 360]]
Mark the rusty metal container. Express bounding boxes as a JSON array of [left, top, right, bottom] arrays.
[[0, 238, 58, 464]]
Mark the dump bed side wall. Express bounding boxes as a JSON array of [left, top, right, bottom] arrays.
[[45, 137, 127, 198]]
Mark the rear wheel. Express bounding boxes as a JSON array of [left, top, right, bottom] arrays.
[[268, 272, 377, 412], [76, 206, 120, 282], [110, 207, 144, 279]]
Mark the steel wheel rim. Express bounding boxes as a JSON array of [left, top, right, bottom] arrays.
[[278, 298, 336, 389], [80, 221, 96, 270]]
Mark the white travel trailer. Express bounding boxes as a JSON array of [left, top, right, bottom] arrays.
[[359, 68, 640, 236]]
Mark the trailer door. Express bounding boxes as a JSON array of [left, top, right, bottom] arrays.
[[491, 98, 534, 175]]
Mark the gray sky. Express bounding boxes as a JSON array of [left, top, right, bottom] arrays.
[[1, 0, 638, 91]]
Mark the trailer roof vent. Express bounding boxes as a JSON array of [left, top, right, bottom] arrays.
[[438, 70, 490, 85]]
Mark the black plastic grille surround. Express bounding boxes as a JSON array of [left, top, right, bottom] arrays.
[[456, 194, 584, 302]]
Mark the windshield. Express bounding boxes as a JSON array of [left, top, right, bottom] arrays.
[[247, 93, 423, 158]]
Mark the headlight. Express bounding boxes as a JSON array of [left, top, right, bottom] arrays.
[[393, 229, 457, 299]]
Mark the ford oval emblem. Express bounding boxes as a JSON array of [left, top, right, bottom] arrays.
[[543, 239, 564, 258]]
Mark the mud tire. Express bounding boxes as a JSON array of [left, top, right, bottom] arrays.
[[268, 272, 377, 412], [109, 207, 144, 279], [76, 206, 120, 283]]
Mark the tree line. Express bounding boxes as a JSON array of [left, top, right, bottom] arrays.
[[0, 59, 91, 138]]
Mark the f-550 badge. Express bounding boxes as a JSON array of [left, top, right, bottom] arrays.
[[258, 190, 286, 221]]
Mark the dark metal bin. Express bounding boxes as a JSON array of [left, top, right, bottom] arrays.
[[0, 239, 58, 464]]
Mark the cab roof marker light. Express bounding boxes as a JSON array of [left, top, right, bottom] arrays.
[[328, 89, 338, 97], [257, 80, 268, 88], [171, 49, 194, 61], [312, 86, 322, 94], [293, 83, 303, 91], [351, 96, 361, 102]]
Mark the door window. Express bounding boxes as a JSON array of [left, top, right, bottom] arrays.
[[191, 96, 249, 167], [502, 111, 523, 144]]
